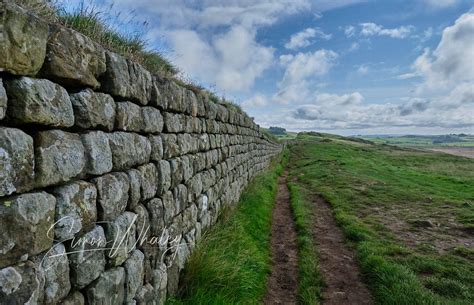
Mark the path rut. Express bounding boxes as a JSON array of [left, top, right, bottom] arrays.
[[264, 174, 299, 305]]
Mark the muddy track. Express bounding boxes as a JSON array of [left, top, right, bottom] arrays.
[[264, 174, 299, 305], [311, 195, 373, 305]]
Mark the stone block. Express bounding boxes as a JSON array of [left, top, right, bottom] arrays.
[[0, 192, 55, 268], [59, 291, 85, 305], [127, 169, 142, 210], [68, 226, 106, 289], [0, 2, 48, 75], [0, 261, 43, 305], [40, 243, 71, 305], [51, 181, 97, 242], [81, 130, 113, 175], [4, 77, 74, 127], [104, 212, 137, 266], [85, 267, 125, 305], [115, 101, 143, 132], [141, 106, 163, 133], [138, 163, 158, 200], [93, 172, 129, 221], [149, 135, 164, 162], [35, 130, 85, 188], [40, 25, 106, 88], [157, 160, 171, 195], [124, 250, 145, 303], [0, 127, 34, 196], [108, 132, 151, 170], [69, 89, 115, 131]]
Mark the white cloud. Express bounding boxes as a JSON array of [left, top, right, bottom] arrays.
[[344, 25, 356, 37], [285, 27, 332, 50], [396, 72, 420, 80], [422, 0, 460, 9], [167, 26, 274, 92], [357, 65, 369, 75], [413, 12, 474, 93], [279, 50, 338, 85], [348, 42, 360, 52], [360, 23, 415, 38], [242, 93, 269, 108]]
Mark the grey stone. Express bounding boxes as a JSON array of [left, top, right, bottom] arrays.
[[0, 191, 55, 268], [163, 112, 184, 133], [157, 160, 171, 195], [152, 263, 167, 304], [181, 155, 193, 182], [138, 163, 158, 200], [173, 184, 188, 215], [0, 2, 48, 76], [40, 25, 106, 88], [68, 226, 107, 289], [127, 169, 142, 210], [40, 243, 71, 305], [116, 101, 143, 132], [60, 291, 85, 305], [35, 130, 86, 188], [101, 52, 151, 104], [149, 135, 164, 162], [182, 204, 198, 232], [150, 76, 167, 110], [132, 204, 150, 246], [104, 212, 137, 266], [135, 283, 155, 305], [93, 172, 129, 221], [161, 134, 180, 159], [70, 89, 116, 131], [4, 77, 74, 127], [108, 132, 151, 170], [187, 173, 202, 201], [145, 199, 165, 237], [176, 238, 190, 270], [124, 250, 145, 303], [0, 127, 34, 196], [142, 107, 163, 133], [0, 79, 6, 120], [0, 261, 43, 305], [86, 267, 125, 305], [51, 181, 97, 242], [161, 191, 175, 224], [169, 158, 184, 188], [81, 131, 113, 175]]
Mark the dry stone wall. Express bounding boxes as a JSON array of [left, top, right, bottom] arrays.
[[0, 2, 281, 305]]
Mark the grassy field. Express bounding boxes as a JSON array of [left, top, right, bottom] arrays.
[[288, 133, 474, 304], [168, 152, 287, 304], [361, 134, 474, 147]]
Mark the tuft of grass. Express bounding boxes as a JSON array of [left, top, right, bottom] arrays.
[[15, 0, 177, 76], [167, 152, 287, 304], [288, 133, 474, 304], [288, 182, 323, 305]]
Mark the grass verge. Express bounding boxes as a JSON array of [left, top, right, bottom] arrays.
[[288, 183, 323, 305], [288, 133, 474, 305], [167, 151, 288, 304]]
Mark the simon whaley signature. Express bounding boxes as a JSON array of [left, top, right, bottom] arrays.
[[40, 215, 185, 271]]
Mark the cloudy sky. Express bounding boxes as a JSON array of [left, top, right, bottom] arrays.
[[69, 0, 473, 135]]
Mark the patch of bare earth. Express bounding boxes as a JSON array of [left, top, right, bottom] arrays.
[[366, 204, 473, 253], [311, 195, 373, 305], [425, 147, 474, 159], [264, 174, 299, 305]]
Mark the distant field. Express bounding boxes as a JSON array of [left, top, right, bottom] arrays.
[[288, 133, 474, 304]]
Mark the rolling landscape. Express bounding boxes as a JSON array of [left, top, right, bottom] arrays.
[[0, 1, 472, 305]]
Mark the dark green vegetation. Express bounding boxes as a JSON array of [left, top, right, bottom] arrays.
[[168, 152, 287, 304], [362, 134, 474, 147], [288, 183, 323, 304], [288, 133, 474, 304]]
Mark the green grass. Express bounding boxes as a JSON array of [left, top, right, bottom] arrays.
[[167, 152, 287, 304], [361, 134, 474, 148], [288, 183, 323, 305], [288, 134, 474, 305]]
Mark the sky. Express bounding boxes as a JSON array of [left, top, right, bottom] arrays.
[[68, 0, 473, 135]]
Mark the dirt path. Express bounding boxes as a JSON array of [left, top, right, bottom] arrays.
[[311, 195, 373, 305], [264, 174, 299, 305]]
